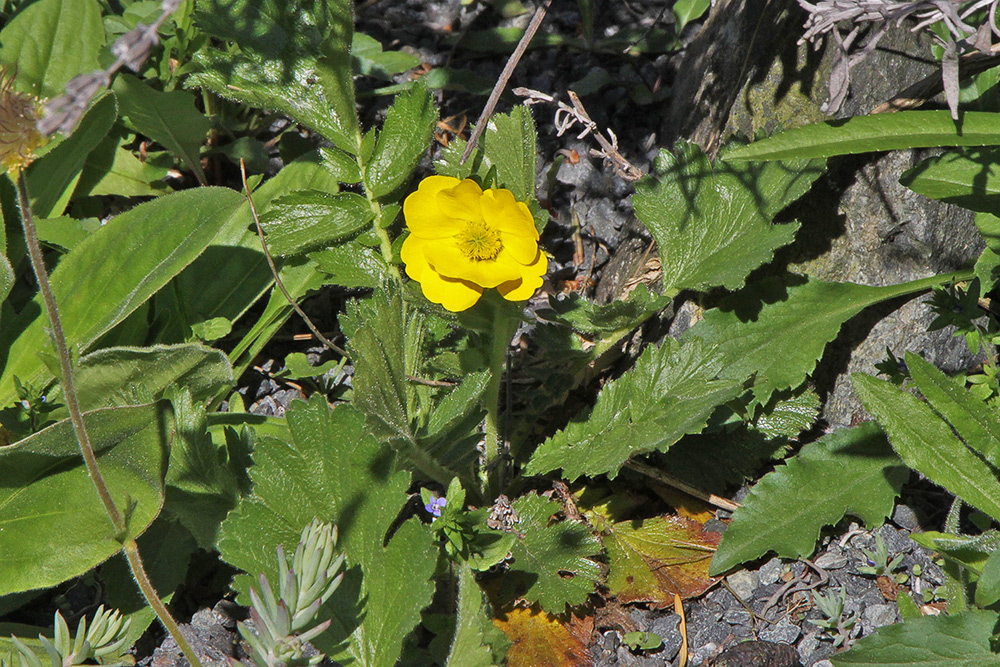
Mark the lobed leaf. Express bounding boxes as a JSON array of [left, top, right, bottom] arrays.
[[853, 373, 1000, 522], [479, 106, 537, 203], [494, 607, 591, 667], [260, 190, 374, 256], [366, 81, 436, 198], [724, 111, 1000, 161], [710, 422, 906, 574], [831, 610, 1000, 666], [0, 403, 170, 595], [526, 337, 744, 481], [309, 242, 391, 288], [633, 143, 822, 293]]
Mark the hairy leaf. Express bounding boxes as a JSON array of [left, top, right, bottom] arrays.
[[0, 403, 169, 595], [0, 0, 104, 99], [494, 607, 591, 667], [366, 81, 436, 198], [633, 143, 822, 292], [606, 515, 720, 606], [724, 111, 1000, 161], [710, 423, 906, 574], [309, 242, 391, 288], [190, 0, 358, 153], [526, 337, 744, 481], [906, 352, 1000, 467], [445, 563, 500, 667], [479, 106, 537, 203], [831, 610, 1000, 666], [685, 274, 963, 404], [0, 187, 245, 407], [0, 255, 11, 305], [261, 191, 374, 256], [501, 494, 603, 613], [113, 75, 211, 183], [854, 373, 1000, 522], [218, 396, 436, 667]]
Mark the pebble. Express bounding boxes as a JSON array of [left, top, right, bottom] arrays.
[[760, 620, 801, 644], [814, 552, 848, 570], [862, 604, 899, 631], [726, 570, 759, 601], [759, 557, 784, 585]]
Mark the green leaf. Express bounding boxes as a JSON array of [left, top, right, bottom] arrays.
[[218, 396, 437, 667], [633, 143, 822, 292], [685, 274, 964, 404], [445, 563, 500, 667], [113, 75, 211, 183], [26, 93, 118, 218], [710, 423, 906, 574], [976, 549, 1000, 606], [906, 352, 1000, 467], [78, 136, 170, 199], [0, 254, 12, 305], [366, 82, 436, 198], [341, 285, 461, 486], [900, 149, 1000, 215], [190, 0, 359, 153], [0, 187, 245, 407], [60, 344, 235, 412], [724, 111, 1000, 162], [535, 284, 671, 338], [673, 0, 709, 32], [526, 337, 744, 481], [501, 494, 603, 613], [831, 610, 1000, 666], [854, 372, 1000, 522], [309, 241, 391, 288], [0, 0, 104, 99], [479, 106, 537, 203], [352, 32, 422, 80], [260, 191, 374, 256], [0, 403, 169, 595]]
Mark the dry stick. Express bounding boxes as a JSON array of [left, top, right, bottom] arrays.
[[871, 42, 1000, 113], [460, 0, 553, 164], [15, 172, 204, 667], [625, 460, 741, 512], [240, 160, 348, 359]]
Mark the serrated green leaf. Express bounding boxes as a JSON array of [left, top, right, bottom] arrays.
[[659, 429, 792, 493], [854, 372, 1000, 522], [633, 143, 821, 292], [526, 337, 744, 481], [190, 0, 358, 153], [754, 388, 821, 439], [0, 187, 245, 407], [501, 494, 602, 613], [218, 396, 437, 667], [56, 344, 234, 412], [309, 242, 391, 288], [0, 403, 169, 595], [724, 111, 1000, 162], [445, 563, 499, 667], [319, 146, 362, 183], [341, 284, 462, 486], [831, 610, 1000, 666], [26, 93, 117, 218], [0, 0, 104, 99], [479, 106, 537, 202], [710, 422, 905, 573], [113, 75, 211, 183], [976, 550, 1000, 606], [906, 352, 1000, 467], [260, 191, 374, 256], [366, 82, 436, 198], [535, 284, 671, 338], [900, 149, 1000, 215], [685, 274, 965, 404]]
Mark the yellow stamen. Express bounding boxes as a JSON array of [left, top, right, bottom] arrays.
[[457, 219, 502, 261]]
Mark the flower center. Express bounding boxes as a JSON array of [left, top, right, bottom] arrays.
[[457, 219, 502, 261]]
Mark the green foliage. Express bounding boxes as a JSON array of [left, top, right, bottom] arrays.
[[365, 81, 436, 198], [711, 423, 906, 574], [0, 403, 169, 596], [500, 494, 603, 613], [526, 337, 745, 481], [260, 191, 374, 256], [633, 142, 823, 293]]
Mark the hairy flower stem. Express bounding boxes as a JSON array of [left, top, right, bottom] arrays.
[[480, 297, 519, 499], [15, 172, 204, 667]]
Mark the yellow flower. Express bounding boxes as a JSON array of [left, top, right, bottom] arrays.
[[0, 72, 43, 175], [401, 175, 547, 312]]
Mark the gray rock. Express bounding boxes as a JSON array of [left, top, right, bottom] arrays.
[[648, 614, 682, 660], [759, 557, 785, 585], [724, 609, 753, 627], [892, 504, 921, 531], [727, 570, 759, 601], [760, 620, 801, 644], [814, 552, 848, 570], [862, 603, 899, 632]]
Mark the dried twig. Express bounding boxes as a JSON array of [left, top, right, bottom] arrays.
[[240, 159, 349, 359], [625, 460, 742, 512], [514, 87, 643, 181], [461, 0, 552, 164]]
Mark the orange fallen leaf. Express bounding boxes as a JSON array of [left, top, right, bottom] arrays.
[[606, 515, 721, 607], [495, 607, 593, 667]]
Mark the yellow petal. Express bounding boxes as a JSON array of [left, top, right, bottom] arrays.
[[418, 268, 483, 311], [481, 188, 538, 239], [401, 234, 431, 282], [498, 249, 547, 302], [437, 178, 485, 222], [404, 176, 467, 239], [424, 241, 522, 288]]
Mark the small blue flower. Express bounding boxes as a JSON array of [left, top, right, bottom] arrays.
[[425, 495, 447, 519]]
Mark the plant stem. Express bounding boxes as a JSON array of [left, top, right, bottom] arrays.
[[15, 172, 204, 667], [480, 297, 518, 498]]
